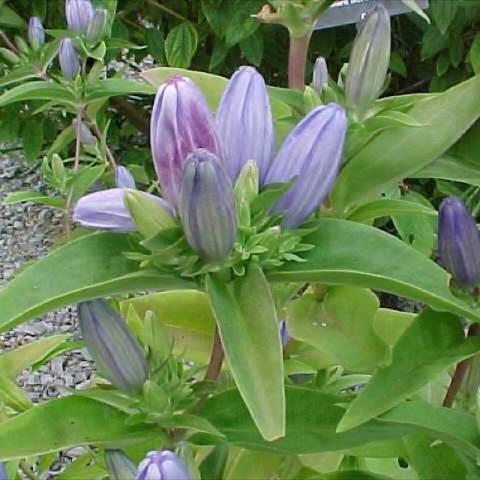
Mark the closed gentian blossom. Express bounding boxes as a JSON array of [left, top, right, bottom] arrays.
[[28, 17, 45, 50], [438, 197, 480, 288], [216, 66, 274, 182], [136, 451, 190, 480], [115, 166, 136, 189], [312, 56, 328, 93], [58, 38, 80, 80], [265, 104, 347, 228], [78, 300, 148, 392], [74, 66, 347, 254], [65, 0, 94, 35]]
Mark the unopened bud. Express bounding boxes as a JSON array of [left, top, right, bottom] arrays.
[[86, 8, 108, 45], [28, 17, 45, 50]]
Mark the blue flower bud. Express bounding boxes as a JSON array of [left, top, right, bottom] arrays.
[[438, 197, 480, 288], [312, 56, 328, 93], [78, 300, 148, 392], [0, 463, 7, 480], [58, 38, 80, 80], [28, 17, 45, 50], [151, 76, 221, 208], [136, 451, 190, 480], [73, 188, 172, 232], [72, 119, 95, 145], [265, 104, 347, 228], [345, 4, 391, 114], [216, 66, 274, 183], [65, 0, 94, 35], [105, 450, 137, 480], [86, 8, 108, 46], [115, 166, 136, 189], [179, 149, 236, 261]]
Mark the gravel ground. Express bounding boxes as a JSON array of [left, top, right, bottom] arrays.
[[0, 152, 95, 402]]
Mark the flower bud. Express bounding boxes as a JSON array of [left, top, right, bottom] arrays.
[[0, 462, 7, 480], [115, 166, 136, 189], [72, 119, 95, 145], [105, 450, 137, 480], [65, 0, 94, 35], [264, 104, 347, 229], [179, 149, 236, 261], [216, 66, 274, 183], [279, 319, 289, 347], [438, 197, 480, 288], [151, 76, 221, 208], [136, 450, 190, 480], [86, 8, 108, 46], [58, 38, 80, 80], [73, 188, 172, 232], [234, 160, 259, 208], [345, 4, 391, 114], [78, 300, 148, 392], [312, 56, 328, 93], [28, 17, 45, 50]]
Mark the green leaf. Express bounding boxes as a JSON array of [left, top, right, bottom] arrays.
[[240, 31, 264, 67], [431, 0, 458, 35], [347, 199, 437, 223], [269, 219, 480, 321], [223, 0, 261, 47], [332, 74, 480, 211], [0, 66, 37, 89], [122, 290, 215, 363], [165, 22, 198, 69], [21, 118, 44, 163], [146, 27, 165, 64], [0, 232, 193, 332], [0, 374, 32, 412], [337, 309, 480, 432], [85, 79, 155, 101], [0, 396, 158, 461], [0, 335, 70, 378], [372, 309, 415, 348], [412, 154, 480, 187], [69, 165, 106, 203], [0, 82, 76, 108], [421, 26, 446, 60], [206, 263, 285, 441], [2, 191, 66, 209], [320, 471, 395, 480], [469, 33, 480, 75], [391, 191, 436, 257], [379, 400, 480, 458], [287, 288, 389, 373], [0, 2, 25, 28]]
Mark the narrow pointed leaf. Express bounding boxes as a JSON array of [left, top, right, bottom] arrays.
[[206, 263, 285, 441], [0, 232, 193, 332], [269, 219, 480, 322], [338, 309, 480, 432], [0, 81, 76, 107]]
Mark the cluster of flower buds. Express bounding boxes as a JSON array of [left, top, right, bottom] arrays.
[[74, 65, 347, 263], [78, 300, 148, 392], [136, 450, 191, 480], [28, 17, 45, 50], [345, 4, 391, 116], [438, 197, 480, 289]]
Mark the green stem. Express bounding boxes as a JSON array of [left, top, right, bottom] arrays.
[[288, 33, 311, 90], [145, 0, 189, 22]]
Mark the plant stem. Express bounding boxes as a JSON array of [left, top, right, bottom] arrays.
[[288, 33, 311, 90], [443, 323, 480, 407], [145, 0, 189, 22], [0, 29, 20, 54], [64, 108, 84, 236], [83, 113, 117, 170], [204, 326, 224, 381]]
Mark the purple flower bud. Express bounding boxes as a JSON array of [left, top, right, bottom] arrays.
[[151, 76, 221, 208], [345, 5, 391, 113], [179, 149, 236, 261], [312, 56, 328, 93], [65, 0, 94, 35], [136, 451, 190, 480], [279, 320, 289, 347], [105, 450, 137, 480], [86, 8, 108, 45], [78, 300, 148, 392], [28, 17, 45, 50], [58, 38, 80, 80], [438, 197, 480, 288], [115, 166, 136, 189], [72, 119, 95, 145], [265, 104, 347, 229], [73, 188, 171, 232], [0, 463, 7, 480], [216, 66, 274, 183]]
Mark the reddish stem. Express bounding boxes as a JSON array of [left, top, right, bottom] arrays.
[[288, 34, 311, 90], [204, 326, 224, 381]]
